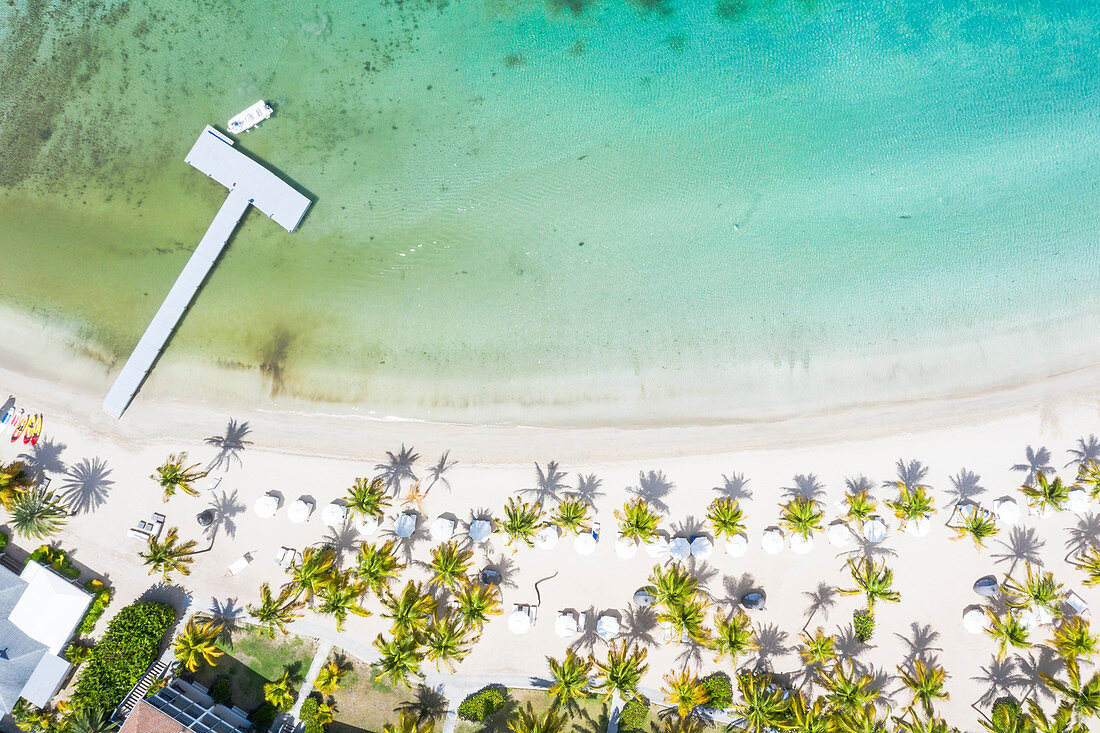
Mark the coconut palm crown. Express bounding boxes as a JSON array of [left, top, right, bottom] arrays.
[[780, 495, 824, 540], [173, 618, 224, 673], [9, 487, 68, 539], [707, 497, 746, 539], [615, 498, 661, 543], [888, 485, 936, 528], [551, 495, 592, 535], [346, 476, 391, 520], [498, 498, 545, 548], [248, 582, 305, 638], [838, 558, 901, 610], [1022, 472, 1070, 514], [546, 649, 592, 712], [590, 641, 648, 702], [151, 452, 207, 501], [845, 490, 877, 524], [427, 541, 473, 591], [139, 527, 199, 582]]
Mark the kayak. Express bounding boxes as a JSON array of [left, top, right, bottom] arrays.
[[0, 406, 13, 425], [22, 414, 41, 445], [10, 412, 27, 443], [29, 414, 42, 446]]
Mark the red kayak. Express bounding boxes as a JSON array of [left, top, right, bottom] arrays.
[[10, 412, 27, 443], [22, 414, 42, 446]]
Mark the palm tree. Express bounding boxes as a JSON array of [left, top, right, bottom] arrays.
[[615, 498, 660, 543], [318, 570, 370, 631], [590, 641, 648, 702], [313, 701, 336, 726], [427, 541, 472, 591], [498, 498, 544, 548], [1022, 472, 1070, 514], [551, 495, 591, 535], [1070, 547, 1100, 587], [346, 476, 390, 521], [173, 618, 223, 673], [139, 527, 199, 581], [263, 670, 296, 711], [648, 563, 698, 608], [845, 490, 877, 524], [1002, 564, 1064, 618], [893, 713, 958, 733], [1076, 460, 1100, 500], [422, 614, 473, 672], [286, 546, 336, 603], [888, 485, 936, 529], [151, 453, 207, 501], [373, 633, 423, 688], [381, 581, 437, 637], [384, 711, 436, 733], [979, 700, 1032, 733], [1052, 616, 1099, 675], [658, 716, 707, 733], [799, 627, 836, 667], [818, 661, 878, 715], [657, 593, 711, 645], [314, 660, 347, 695], [707, 497, 746, 538], [508, 702, 567, 733], [66, 707, 119, 733], [1040, 667, 1100, 723], [9, 487, 68, 539], [1026, 700, 1087, 733], [838, 558, 901, 610], [788, 692, 831, 733], [897, 659, 949, 717], [732, 672, 791, 733], [546, 649, 591, 712], [663, 670, 709, 717], [838, 704, 889, 733], [951, 507, 999, 547], [247, 583, 305, 638], [0, 461, 32, 509], [357, 540, 406, 595], [713, 609, 758, 666], [454, 583, 502, 630], [986, 610, 1031, 661], [780, 496, 823, 540]]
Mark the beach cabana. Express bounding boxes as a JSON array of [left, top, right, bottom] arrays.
[[724, 534, 748, 557], [905, 517, 931, 537], [596, 615, 620, 641], [574, 530, 598, 556], [963, 607, 988, 634], [689, 536, 713, 560], [469, 519, 492, 544], [508, 608, 533, 635], [862, 518, 887, 543], [669, 538, 691, 563], [555, 612, 578, 638], [789, 534, 813, 555], [287, 499, 313, 524], [993, 497, 1021, 525], [253, 493, 278, 519], [644, 536, 669, 558], [761, 529, 784, 555], [973, 576, 998, 597], [1068, 489, 1090, 514], [353, 514, 380, 535], [614, 537, 639, 559], [321, 503, 347, 528], [741, 591, 766, 611], [431, 517, 456, 542], [632, 588, 655, 607], [394, 512, 417, 539], [827, 523, 851, 547], [536, 526, 560, 550]]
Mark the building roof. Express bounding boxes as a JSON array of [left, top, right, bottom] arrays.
[[119, 699, 190, 733], [0, 619, 48, 713], [11, 561, 92, 655], [21, 653, 70, 708]]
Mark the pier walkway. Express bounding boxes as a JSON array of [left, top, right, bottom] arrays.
[[103, 126, 310, 418]]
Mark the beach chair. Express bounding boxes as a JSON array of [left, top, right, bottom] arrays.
[[151, 513, 165, 538], [1067, 591, 1090, 618], [126, 528, 150, 541], [226, 553, 253, 576]]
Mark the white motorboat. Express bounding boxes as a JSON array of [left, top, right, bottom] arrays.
[[227, 100, 273, 134]]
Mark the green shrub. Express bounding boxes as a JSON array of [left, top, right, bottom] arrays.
[[71, 601, 175, 711], [853, 609, 875, 642], [701, 673, 732, 709], [619, 696, 650, 731], [211, 677, 232, 705], [457, 686, 507, 722], [64, 642, 93, 666], [300, 696, 325, 733], [991, 697, 1021, 726], [28, 545, 80, 580], [77, 581, 113, 636], [249, 702, 278, 731], [0, 529, 8, 552]]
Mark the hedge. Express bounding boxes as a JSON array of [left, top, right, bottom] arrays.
[[211, 677, 232, 705], [300, 696, 325, 733], [457, 686, 507, 721], [71, 601, 175, 711], [619, 696, 649, 732], [28, 545, 81, 580], [701, 672, 732, 709], [0, 529, 8, 552], [853, 609, 875, 642], [249, 702, 278, 730], [77, 580, 113, 636]]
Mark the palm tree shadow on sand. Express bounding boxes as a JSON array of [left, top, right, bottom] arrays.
[[629, 470, 674, 514], [204, 418, 253, 472], [1066, 435, 1100, 467], [376, 444, 420, 495], [713, 471, 752, 501], [16, 438, 66, 485], [991, 525, 1044, 572], [520, 460, 570, 505], [1012, 445, 1054, 487], [59, 456, 114, 514]]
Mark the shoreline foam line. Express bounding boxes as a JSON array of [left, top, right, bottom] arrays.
[[102, 126, 311, 418]]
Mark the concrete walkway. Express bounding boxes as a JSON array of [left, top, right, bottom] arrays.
[[273, 640, 333, 733]]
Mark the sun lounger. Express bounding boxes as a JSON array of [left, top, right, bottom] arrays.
[[274, 547, 298, 568], [126, 528, 150, 541], [1067, 591, 1089, 617], [137, 521, 154, 533], [151, 513, 165, 538], [226, 553, 253, 576]]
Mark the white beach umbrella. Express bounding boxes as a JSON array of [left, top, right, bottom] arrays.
[[724, 533, 749, 557], [555, 613, 578, 638], [994, 498, 1021, 525], [1068, 489, 1090, 514], [287, 499, 312, 524], [827, 523, 851, 547], [253, 494, 278, 519], [353, 513, 380, 535], [789, 534, 813, 555], [469, 519, 492, 543], [536, 525, 560, 550], [668, 538, 691, 563], [862, 518, 887, 543], [690, 537, 713, 560], [431, 517, 456, 542], [644, 536, 670, 558], [508, 609, 532, 634], [321, 502, 347, 528], [394, 512, 417, 538], [761, 529, 784, 555], [905, 517, 931, 537], [574, 530, 598, 556], [596, 615, 620, 641], [1036, 607, 1055, 626], [963, 607, 988, 634], [1018, 608, 1039, 631], [614, 537, 639, 559]]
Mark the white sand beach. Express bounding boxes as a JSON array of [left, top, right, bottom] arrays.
[[2, 349, 1100, 728]]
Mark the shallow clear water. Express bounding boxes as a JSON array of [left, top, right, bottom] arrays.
[[1, 0, 1099, 421]]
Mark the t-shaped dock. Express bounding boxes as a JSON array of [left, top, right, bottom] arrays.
[[103, 126, 311, 418]]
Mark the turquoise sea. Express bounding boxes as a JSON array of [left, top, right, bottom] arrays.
[[1, 0, 1099, 422]]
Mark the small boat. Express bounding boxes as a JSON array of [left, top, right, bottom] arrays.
[[227, 100, 273, 134], [10, 412, 26, 443], [22, 414, 42, 445], [0, 405, 13, 425]]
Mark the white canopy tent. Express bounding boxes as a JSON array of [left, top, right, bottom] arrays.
[[963, 607, 988, 634], [789, 534, 814, 555], [669, 538, 691, 562], [862, 518, 887, 543], [469, 519, 492, 543], [574, 530, 598, 556], [905, 516, 931, 537], [994, 498, 1021, 525], [644, 536, 670, 558], [353, 513, 380, 535], [431, 517, 456, 542], [508, 609, 532, 634], [321, 503, 347, 528], [614, 537, 639, 559], [555, 612, 578, 638], [1068, 489, 1090, 514]]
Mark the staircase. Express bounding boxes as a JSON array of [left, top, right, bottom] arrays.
[[113, 660, 169, 720]]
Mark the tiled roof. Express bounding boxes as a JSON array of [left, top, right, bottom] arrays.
[[119, 699, 190, 733]]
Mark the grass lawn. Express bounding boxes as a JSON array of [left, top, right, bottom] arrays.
[[187, 623, 317, 713], [455, 689, 608, 733], [326, 652, 427, 733]]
